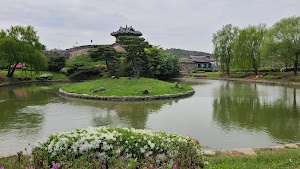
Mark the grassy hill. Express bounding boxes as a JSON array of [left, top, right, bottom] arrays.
[[165, 48, 211, 57]]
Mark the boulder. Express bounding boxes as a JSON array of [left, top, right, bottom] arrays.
[[284, 144, 299, 149], [99, 87, 106, 93], [142, 89, 149, 94], [231, 148, 257, 156]]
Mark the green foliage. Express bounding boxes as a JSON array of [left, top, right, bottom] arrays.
[[48, 56, 66, 72], [257, 67, 281, 72], [68, 68, 101, 81], [117, 36, 150, 78], [0, 25, 47, 78], [165, 48, 210, 57], [89, 45, 120, 76], [145, 47, 180, 79], [62, 78, 193, 96], [263, 75, 281, 80], [262, 16, 300, 75], [0, 70, 68, 80], [65, 55, 103, 69], [65, 55, 104, 80], [232, 24, 266, 75], [191, 68, 213, 73], [212, 24, 239, 74], [229, 73, 247, 78], [289, 77, 300, 82]]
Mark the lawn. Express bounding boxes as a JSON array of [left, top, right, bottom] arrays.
[[205, 148, 300, 169], [61, 77, 193, 96]]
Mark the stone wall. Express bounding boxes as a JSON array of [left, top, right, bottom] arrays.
[[43, 50, 70, 59], [67, 45, 99, 59]]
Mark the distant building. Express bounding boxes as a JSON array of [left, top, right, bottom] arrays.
[[180, 55, 217, 72], [111, 25, 142, 38]]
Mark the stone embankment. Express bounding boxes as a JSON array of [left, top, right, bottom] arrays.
[[59, 88, 195, 101], [202, 143, 300, 156]]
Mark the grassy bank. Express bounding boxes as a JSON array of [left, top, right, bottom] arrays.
[[61, 77, 193, 96], [0, 70, 69, 82], [182, 71, 300, 83], [205, 148, 300, 169]]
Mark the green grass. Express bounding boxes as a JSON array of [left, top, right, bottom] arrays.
[[66, 55, 104, 69], [0, 70, 69, 80], [61, 78, 193, 96], [205, 149, 300, 169]]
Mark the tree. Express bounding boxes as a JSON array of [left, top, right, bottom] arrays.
[[263, 16, 300, 75], [232, 24, 266, 75], [89, 45, 120, 75], [48, 56, 66, 72], [117, 36, 149, 78], [0, 25, 47, 78], [212, 24, 239, 74], [145, 47, 180, 79]]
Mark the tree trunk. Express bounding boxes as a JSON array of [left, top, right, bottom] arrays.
[[7, 62, 18, 78], [294, 54, 298, 75], [133, 56, 138, 78]]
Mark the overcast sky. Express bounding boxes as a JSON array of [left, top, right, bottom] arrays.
[[1, 0, 299, 53]]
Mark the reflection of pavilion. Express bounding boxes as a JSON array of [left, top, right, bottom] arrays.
[[212, 81, 300, 143]]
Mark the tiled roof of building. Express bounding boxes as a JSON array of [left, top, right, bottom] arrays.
[[189, 55, 213, 63]]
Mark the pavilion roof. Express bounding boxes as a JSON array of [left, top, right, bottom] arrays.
[[111, 25, 142, 37]]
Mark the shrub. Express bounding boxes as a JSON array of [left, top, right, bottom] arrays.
[[257, 67, 280, 72], [48, 56, 66, 72], [191, 68, 213, 73], [229, 74, 247, 78], [36, 74, 53, 80], [289, 77, 300, 82], [32, 127, 204, 168], [263, 75, 281, 80], [68, 68, 101, 81]]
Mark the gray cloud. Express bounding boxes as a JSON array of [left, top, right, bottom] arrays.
[[1, 0, 299, 52]]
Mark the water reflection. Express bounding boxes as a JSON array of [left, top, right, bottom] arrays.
[[0, 84, 57, 132], [213, 82, 300, 143], [67, 98, 175, 129]]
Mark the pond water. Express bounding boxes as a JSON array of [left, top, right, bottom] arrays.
[[0, 79, 300, 154]]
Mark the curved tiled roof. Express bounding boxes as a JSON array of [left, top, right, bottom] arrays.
[[111, 25, 142, 37], [189, 55, 213, 63]]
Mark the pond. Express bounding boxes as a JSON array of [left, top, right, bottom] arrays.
[[0, 79, 300, 154]]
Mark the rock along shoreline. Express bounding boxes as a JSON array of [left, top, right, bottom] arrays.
[[59, 88, 195, 101]]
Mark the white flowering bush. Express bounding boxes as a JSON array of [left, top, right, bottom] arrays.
[[32, 127, 204, 168]]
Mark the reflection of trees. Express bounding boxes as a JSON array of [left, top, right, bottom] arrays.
[[213, 82, 300, 143], [69, 99, 175, 129], [0, 84, 55, 133]]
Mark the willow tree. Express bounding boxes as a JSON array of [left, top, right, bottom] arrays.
[[0, 25, 47, 78], [212, 24, 239, 74], [117, 36, 149, 78], [262, 16, 300, 75], [232, 24, 266, 75]]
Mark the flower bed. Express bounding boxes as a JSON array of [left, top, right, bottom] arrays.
[[32, 127, 204, 168]]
